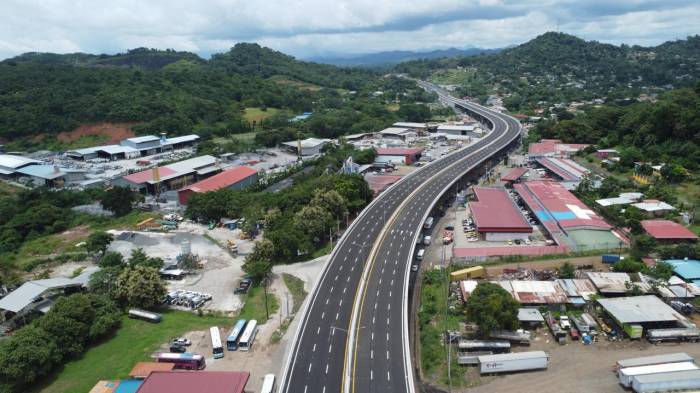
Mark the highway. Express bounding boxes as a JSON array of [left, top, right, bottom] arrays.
[[279, 80, 522, 393]]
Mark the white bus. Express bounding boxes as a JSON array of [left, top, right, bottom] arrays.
[[260, 374, 275, 393], [238, 319, 258, 351], [210, 326, 224, 359]]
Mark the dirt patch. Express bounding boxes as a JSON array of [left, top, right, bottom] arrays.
[[57, 123, 136, 145], [57, 225, 92, 244]]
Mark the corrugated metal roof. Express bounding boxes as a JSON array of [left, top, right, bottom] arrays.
[[182, 166, 258, 194], [597, 295, 685, 324], [379, 127, 411, 135], [375, 147, 424, 156], [501, 167, 528, 182], [123, 136, 160, 144], [666, 259, 700, 280], [124, 167, 177, 185], [281, 138, 330, 148], [642, 220, 697, 240], [15, 165, 67, 180], [393, 122, 427, 128], [0, 277, 82, 312], [617, 352, 694, 368], [518, 308, 544, 322], [437, 125, 475, 131], [633, 201, 676, 212], [163, 135, 200, 145], [136, 371, 249, 393], [165, 155, 217, 173], [0, 154, 40, 169], [469, 187, 532, 232]]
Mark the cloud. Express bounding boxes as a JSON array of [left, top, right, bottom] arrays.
[[0, 0, 697, 60]]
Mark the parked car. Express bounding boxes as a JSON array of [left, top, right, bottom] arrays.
[[172, 337, 191, 346], [559, 315, 571, 329], [170, 344, 187, 353], [411, 265, 419, 272]]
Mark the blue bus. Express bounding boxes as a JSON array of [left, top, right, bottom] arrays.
[[226, 319, 247, 351]]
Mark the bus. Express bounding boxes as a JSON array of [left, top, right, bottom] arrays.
[[128, 309, 162, 323], [226, 319, 247, 351], [238, 319, 258, 351], [156, 353, 205, 370], [260, 374, 276, 393], [210, 326, 224, 359]]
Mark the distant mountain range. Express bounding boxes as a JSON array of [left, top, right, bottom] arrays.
[[307, 47, 500, 67]]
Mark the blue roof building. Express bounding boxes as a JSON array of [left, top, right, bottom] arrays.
[[666, 259, 700, 285]]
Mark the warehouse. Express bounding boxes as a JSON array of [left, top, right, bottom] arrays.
[[641, 220, 698, 243], [514, 181, 621, 250], [527, 139, 589, 158], [120, 135, 162, 156], [135, 371, 249, 393], [534, 157, 590, 189], [0, 154, 41, 177], [500, 167, 529, 184], [437, 124, 475, 136], [377, 127, 414, 141], [469, 187, 532, 241], [66, 145, 140, 161], [67, 134, 199, 161], [393, 122, 427, 131], [0, 275, 93, 318], [597, 295, 691, 337], [178, 166, 259, 205], [375, 147, 424, 165], [281, 138, 331, 156], [14, 165, 86, 187], [117, 155, 220, 194], [595, 192, 644, 207], [586, 272, 651, 296]]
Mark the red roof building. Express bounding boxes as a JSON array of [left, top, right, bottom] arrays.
[[501, 167, 529, 183], [123, 167, 177, 185], [375, 147, 424, 164], [136, 371, 249, 393], [528, 139, 589, 158], [641, 220, 699, 242], [469, 187, 532, 241], [365, 174, 402, 195], [178, 166, 259, 205]]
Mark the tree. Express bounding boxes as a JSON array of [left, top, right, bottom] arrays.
[[556, 262, 576, 279], [99, 251, 124, 268], [465, 282, 520, 337], [128, 248, 164, 269], [85, 231, 113, 255], [242, 239, 275, 283], [613, 259, 646, 274], [311, 190, 347, 223], [88, 266, 122, 295], [0, 325, 60, 390], [646, 261, 674, 281], [630, 234, 657, 260], [176, 253, 199, 270], [294, 205, 333, 242], [100, 187, 141, 217], [352, 148, 377, 165], [115, 266, 166, 309]]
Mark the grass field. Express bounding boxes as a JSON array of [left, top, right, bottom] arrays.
[[36, 311, 232, 393], [238, 286, 279, 322], [243, 107, 280, 124]]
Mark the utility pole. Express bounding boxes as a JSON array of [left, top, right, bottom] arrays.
[[263, 277, 270, 320]]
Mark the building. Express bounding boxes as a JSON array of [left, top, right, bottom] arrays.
[[469, 187, 532, 241], [128, 363, 175, 379], [66, 145, 140, 161], [67, 134, 199, 161], [0, 154, 41, 178], [518, 308, 545, 326], [377, 127, 414, 141], [437, 124, 476, 136], [135, 371, 249, 393], [597, 295, 691, 337], [596, 149, 619, 159], [641, 220, 698, 243], [665, 260, 700, 285], [290, 112, 312, 122], [586, 272, 651, 296], [632, 200, 676, 216], [496, 280, 569, 305], [514, 181, 621, 251], [281, 138, 330, 156], [596, 192, 644, 207], [178, 166, 259, 205], [534, 157, 589, 189], [117, 155, 220, 194], [375, 147, 424, 165], [365, 174, 402, 195], [120, 136, 163, 156], [0, 273, 96, 317], [528, 139, 589, 158], [89, 380, 142, 393], [14, 165, 86, 187], [393, 122, 427, 131], [500, 167, 529, 184]]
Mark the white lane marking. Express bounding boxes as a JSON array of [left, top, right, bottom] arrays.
[[370, 370, 373, 381], [389, 291, 392, 297], [308, 363, 312, 373], [329, 286, 333, 293], [325, 299, 329, 305], [321, 312, 325, 319], [371, 332, 374, 341], [317, 327, 320, 334], [335, 312, 339, 320], [371, 349, 374, 359], [325, 364, 329, 374], [387, 317, 390, 325], [313, 343, 316, 352], [334, 275, 338, 281], [374, 303, 377, 310], [329, 344, 332, 353], [343, 287, 347, 294], [388, 304, 391, 311], [304, 386, 308, 393], [390, 279, 394, 286], [387, 350, 390, 360], [387, 371, 391, 381], [372, 316, 375, 324]]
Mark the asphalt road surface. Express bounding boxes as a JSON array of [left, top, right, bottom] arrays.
[[279, 81, 522, 393]]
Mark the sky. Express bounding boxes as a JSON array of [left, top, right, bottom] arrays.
[[0, 0, 699, 61]]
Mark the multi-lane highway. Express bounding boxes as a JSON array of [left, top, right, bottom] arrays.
[[279, 81, 522, 393]]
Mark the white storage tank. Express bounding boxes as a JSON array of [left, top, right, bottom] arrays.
[[632, 369, 700, 393], [181, 240, 191, 255], [619, 362, 698, 387], [478, 351, 548, 374]]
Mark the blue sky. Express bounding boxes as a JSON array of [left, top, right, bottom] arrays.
[[0, 0, 699, 60]]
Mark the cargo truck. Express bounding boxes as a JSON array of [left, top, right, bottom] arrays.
[[616, 352, 695, 372], [647, 327, 700, 343], [618, 362, 699, 388], [631, 369, 700, 393], [478, 351, 548, 374]]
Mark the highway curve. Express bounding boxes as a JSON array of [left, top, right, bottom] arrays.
[[279, 81, 522, 393]]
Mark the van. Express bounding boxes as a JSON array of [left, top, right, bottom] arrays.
[[416, 249, 425, 260], [423, 236, 431, 245]]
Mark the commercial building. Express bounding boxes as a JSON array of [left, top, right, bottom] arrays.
[[178, 166, 259, 205], [377, 127, 414, 141], [528, 139, 589, 158], [117, 155, 220, 194], [597, 295, 692, 337], [66, 145, 141, 161], [437, 124, 475, 136], [67, 134, 200, 161], [281, 138, 330, 156], [0, 154, 41, 177], [13, 165, 86, 187], [641, 220, 698, 243], [500, 167, 529, 184], [514, 181, 621, 251], [0, 272, 96, 317], [392, 122, 427, 131], [534, 157, 590, 189], [375, 147, 424, 165], [135, 371, 249, 393], [586, 272, 651, 296], [469, 187, 532, 241]]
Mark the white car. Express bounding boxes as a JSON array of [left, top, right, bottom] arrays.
[[559, 316, 571, 330], [172, 337, 192, 346], [411, 265, 419, 272]]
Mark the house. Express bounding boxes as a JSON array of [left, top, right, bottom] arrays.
[[375, 147, 423, 165], [632, 200, 676, 216], [116, 155, 220, 194], [178, 166, 259, 205], [281, 138, 331, 156], [596, 149, 619, 159], [641, 220, 698, 243]]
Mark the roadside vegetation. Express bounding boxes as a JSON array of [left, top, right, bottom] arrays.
[[282, 273, 307, 315]]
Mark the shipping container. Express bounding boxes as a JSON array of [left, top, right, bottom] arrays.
[[602, 254, 623, 264], [478, 351, 548, 374], [490, 330, 532, 345], [616, 352, 694, 370], [631, 369, 700, 393], [458, 340, 510, 353], [450, 266, 485, 281], [647, 327, 700, 343], [619, 362, 698, 387]]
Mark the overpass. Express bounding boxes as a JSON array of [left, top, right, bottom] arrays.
[[279, 80, 522, 393]]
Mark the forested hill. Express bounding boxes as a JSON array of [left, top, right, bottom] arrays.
[[0, 44, 381, 141]]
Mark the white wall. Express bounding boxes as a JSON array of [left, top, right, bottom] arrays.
[[375, 155, 406, 164], [485, 232, 530, 242]]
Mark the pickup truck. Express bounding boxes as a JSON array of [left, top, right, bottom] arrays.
[[234, 278, 253, 294], [559, 315, 571, 330]]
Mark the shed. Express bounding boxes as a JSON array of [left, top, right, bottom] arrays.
[[597, 295, 690, 337], [178, 166, 259, 205], [129, 362, 175, 379], [641, 220, 698, 242], [135, 371, 249, 393], [375, 147, 424, 165], [518, 308, 544, 325], [281, 138, 330, 156]]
